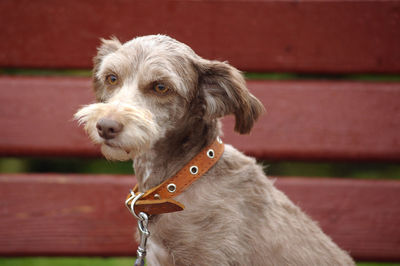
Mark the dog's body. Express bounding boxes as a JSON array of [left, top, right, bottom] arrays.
[[76, 35, 355, 265]]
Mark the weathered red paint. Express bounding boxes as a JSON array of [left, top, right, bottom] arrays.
[[0, 76, 399, 161], [0, 174, 399, 261], [275, 177, 400, 262], [0, 0, 399, 73], [0, 0, 399, 262]]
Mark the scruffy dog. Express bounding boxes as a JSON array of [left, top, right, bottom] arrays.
[[75, 35, 355, 265]]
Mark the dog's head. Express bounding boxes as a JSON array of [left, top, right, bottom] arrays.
[[75, 35, 264, 161]]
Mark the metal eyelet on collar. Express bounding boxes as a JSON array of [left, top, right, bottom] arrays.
[[190, 166, 199, 175], [207, 149, 215, 158], [167, 183, 177, 193]]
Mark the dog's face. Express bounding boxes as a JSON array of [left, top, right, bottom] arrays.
[[75, 35, 264, 161]]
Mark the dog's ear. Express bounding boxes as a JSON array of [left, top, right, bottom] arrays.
[[195, 59, 265, 134], [93, 37, 121, 101]]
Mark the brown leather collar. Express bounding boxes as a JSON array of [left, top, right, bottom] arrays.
[[125, 137, 225, 216]]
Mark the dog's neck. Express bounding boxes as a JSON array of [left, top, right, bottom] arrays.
[[134, 119, 221, 191]]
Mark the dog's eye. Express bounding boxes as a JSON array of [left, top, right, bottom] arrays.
[[105, 74, 118, 85], [153, 83, 169, 94]]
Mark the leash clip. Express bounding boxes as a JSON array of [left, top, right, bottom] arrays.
[[135, 212, 150, 266], [125, 190, 150, 266]]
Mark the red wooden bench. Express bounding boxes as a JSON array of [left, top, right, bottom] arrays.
[[1, 0, 400, 262]]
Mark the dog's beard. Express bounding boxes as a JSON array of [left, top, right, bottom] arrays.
[[75, 102, 161, 161], [100, 144, 134, 161]]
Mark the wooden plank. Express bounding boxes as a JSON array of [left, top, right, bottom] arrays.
[[0, 174, 399, 261], [224, 80, 400, 161], [0, 0, 399, 73], [1, 76, 400, 161], [0, 76, 98, 157], [274, 178, 400, 262], [0, 174, 136, 256]]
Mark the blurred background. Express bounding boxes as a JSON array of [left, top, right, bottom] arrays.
[[0, 0, 399, 265]]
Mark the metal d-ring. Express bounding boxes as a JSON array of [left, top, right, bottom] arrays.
[[125, 190, 144, 220]]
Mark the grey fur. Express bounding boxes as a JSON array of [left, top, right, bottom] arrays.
[[75, 35, 355, 266]]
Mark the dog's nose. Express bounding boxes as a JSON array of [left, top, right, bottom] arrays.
[[96, 118, 123, 140]]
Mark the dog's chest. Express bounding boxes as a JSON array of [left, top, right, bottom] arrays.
[[146, 234, 175, 265]]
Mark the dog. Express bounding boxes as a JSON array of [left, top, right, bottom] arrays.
[[75, 35, 355, 265]]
